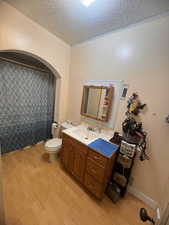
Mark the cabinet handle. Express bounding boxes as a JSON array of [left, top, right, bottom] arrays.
[[94, 156, 100, 160]]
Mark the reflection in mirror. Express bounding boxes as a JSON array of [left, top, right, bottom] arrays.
[[81, 86, 113, 122], [86, 88, 101, 117]]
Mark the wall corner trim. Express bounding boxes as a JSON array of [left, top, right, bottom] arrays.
[[128, 186, 158, 210]]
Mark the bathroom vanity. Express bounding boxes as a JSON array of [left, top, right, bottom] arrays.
[[61, 125, 118, 199]]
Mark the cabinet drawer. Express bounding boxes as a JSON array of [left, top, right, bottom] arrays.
[[84, 173, 103, 198], [86, 158, 105, 183], [88, 150, 107, 167]]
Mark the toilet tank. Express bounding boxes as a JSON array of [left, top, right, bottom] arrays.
[[52, 121, 74, 138]]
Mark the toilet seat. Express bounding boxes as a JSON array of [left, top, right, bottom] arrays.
[[45, 138, 62, 152]]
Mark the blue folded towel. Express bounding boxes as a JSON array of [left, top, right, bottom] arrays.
[[88, 138, 119, 157]]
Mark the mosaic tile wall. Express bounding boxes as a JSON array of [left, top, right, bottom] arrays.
[[0, 60, 55, 154]]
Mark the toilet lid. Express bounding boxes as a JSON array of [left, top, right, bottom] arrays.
[[45, 138, 62, 148]]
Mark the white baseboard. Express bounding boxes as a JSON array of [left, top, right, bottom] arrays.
[[128, 185, 158, 210]]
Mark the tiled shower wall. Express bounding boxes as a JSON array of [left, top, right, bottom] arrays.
[[0, 60, 55, 154]]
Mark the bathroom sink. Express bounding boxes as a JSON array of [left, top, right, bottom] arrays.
[[63, 124, 113, 145], [72, 126, 98, 141]]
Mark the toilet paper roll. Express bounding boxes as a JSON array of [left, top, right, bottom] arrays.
[[52, 122, 58, 136], [52, 122, 58, 128]]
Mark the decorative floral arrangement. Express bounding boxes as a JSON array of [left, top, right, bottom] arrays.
[[122, 93, 149, 161], [126, 92, 146, 117]]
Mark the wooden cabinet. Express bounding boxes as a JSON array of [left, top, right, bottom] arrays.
[[61, 133, 116, 199], [73, 149, 86, 182], [88, 150, 107, 167], [67, 147, 75, 174], [61, 135, 87, 181], [84, 173, 103, 198], [86, 158, 105, 183], [61, 137, 71, 169]]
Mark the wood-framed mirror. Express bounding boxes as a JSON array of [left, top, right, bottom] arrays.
[[81, 85, 113, 122]]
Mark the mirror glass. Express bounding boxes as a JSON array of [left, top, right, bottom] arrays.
[[86, 88, 101, 117], [81, 86, 113, 122]]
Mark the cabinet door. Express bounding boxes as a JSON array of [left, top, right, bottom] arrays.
[[84, 173, 103, 199], [73, 149, 86, 183], [61, 143, 69, 168], [67, 147, 75, 174], [62, 139, 74, 172]]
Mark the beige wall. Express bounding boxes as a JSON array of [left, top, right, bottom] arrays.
[[0, 2, 71, 122], [68, 15, 169, 204]]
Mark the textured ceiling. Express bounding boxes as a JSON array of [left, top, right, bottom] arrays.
[[4, 0, 169, 45]]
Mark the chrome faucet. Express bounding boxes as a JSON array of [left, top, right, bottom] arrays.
[[87, 126, 95, 131], [87, 126, 102, 133], [94, 127, 102, 134]]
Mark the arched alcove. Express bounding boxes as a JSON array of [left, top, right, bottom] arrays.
[[0, 50, 61, 153], [0, 50, 61, 78], [0, 49, 61, 121]]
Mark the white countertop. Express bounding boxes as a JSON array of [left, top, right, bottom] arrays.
[[62, 123, 114, 146]]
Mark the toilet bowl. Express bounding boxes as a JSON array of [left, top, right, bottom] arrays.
[[45, 138, 62, 162], [45, 121, 74, 162]]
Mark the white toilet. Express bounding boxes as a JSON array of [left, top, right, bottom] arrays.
[[45, 121, 74, 162]]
